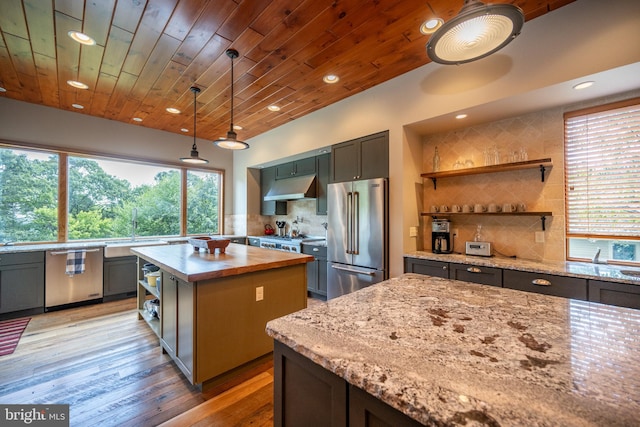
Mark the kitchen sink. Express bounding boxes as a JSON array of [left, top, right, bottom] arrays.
[[104, 240, 168, 258], [620, 270, 640, 278]]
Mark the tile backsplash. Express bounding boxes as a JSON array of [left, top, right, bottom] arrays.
[[269, 199, 327, 238], [422, 108, 565, 262]]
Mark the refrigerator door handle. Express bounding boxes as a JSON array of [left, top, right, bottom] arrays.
[[330, 264, 377, 276], [353, 191, 359, 254], [346, 192, 353, 254]]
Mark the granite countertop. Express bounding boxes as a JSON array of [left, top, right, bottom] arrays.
[[0, 235, 246, 255], [266, 273, 640, 426], [132, 243, 312, 282], [405, 251, 640, 285]]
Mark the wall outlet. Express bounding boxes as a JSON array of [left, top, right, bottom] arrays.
[[452, 228, 458, 237], [409, 226, 418, 237], [535, 231, 545, 243], [256, 286, 264, 301]]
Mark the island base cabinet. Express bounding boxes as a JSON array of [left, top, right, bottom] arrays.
[[589, 280, 640, 309], [274, 341, 423, 427], [160, 272, 194, 382], [349, 385, 424, 427], [274, 341, 347, 427], [196, 265, 307, 386]]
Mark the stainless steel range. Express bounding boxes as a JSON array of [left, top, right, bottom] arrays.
[[258, 236, 322, 253]]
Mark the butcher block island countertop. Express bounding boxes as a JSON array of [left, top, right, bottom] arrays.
[[131, 241, 313, 282], [132, 243, 313, 390], [266, 273, 640, 426]]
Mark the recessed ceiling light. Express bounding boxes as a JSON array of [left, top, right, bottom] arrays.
[[0, 87, 6, 93], [420, 18, 444, 35], [456, 113, 468, 119], [67, 31, 96, 46], [166, 107, 181, 114], [71, 103, 84, 109], [181, 128, 189, 133], [233, 125, 243, 130], [573, 81, 594, 90], [323, 74, 339, 84], [67, 80, 88, 89], [133, 117, 143, 122], [267, 105, 281, 112]]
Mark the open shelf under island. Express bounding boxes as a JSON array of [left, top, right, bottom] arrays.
[[132, 243, 313, 391]]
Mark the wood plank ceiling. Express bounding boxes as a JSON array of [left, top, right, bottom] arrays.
[[0, 0, 575, 142]]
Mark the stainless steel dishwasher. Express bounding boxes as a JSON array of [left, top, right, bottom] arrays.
[[45, 247, 104, 309]]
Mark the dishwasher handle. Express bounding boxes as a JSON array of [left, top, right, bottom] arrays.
[[49, 248, 102, 256]]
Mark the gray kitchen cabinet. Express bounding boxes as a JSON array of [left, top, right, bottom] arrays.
[[404, 257, 449, 278], [331, 131, 389, 183], [316, 153, 330, 215], [503, 270, 587, 300], [589, 280, 640, 310], [261, 166, 287, 215], [0, 251, 45, 317], [248, 237, 261, 247], [161, 271, 194, 381], [275, 157, 316, 179], [274, 340, 422, 427], [103, 255, 138, 300], [303, 244, 327, 297], [449, 262, 502, 287]]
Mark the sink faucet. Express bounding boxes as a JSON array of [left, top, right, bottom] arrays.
[[592, 247, 605, 264]]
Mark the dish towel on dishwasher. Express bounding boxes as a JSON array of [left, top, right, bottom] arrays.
[[66, 250, 86, 276]]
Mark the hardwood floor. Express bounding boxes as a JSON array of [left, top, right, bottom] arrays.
[[0, 298, 277, 426]]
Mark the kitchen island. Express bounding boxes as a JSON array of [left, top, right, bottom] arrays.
[[266, 273, 640, 426], [132, 242, 312, 390]]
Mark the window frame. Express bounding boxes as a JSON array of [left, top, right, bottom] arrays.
[[564, 97, 640, 265], [0, 140, 225, 244]]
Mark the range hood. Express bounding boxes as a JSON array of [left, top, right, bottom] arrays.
[[264, 175, 317, 201]]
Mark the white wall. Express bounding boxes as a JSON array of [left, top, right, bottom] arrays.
[[0, 98, 235, 214], [233, 0, 640, 278]]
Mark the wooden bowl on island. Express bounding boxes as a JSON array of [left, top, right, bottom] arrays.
[[188, 237, 231, 253]]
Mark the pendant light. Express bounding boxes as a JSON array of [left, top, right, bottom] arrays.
[[180, 86, 209, 164], [213, 49, 249, 150], [426, 0, 524, 65]]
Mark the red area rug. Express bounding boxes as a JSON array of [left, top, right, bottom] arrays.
[[0, 317, 30, 356]]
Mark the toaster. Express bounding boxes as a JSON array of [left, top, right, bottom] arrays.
[[466, 241, 492, 257]]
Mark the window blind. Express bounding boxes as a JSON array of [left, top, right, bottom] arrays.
[[565, 100, 640, 238]]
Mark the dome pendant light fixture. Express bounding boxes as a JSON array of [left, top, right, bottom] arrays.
[[180, 86, 209, 164], [213, 49, 249, 150], [426, 0, 524, 65]]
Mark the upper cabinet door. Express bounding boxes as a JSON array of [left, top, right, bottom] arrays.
[[331, 131, 389, 183], [276, 158, 317, 179]]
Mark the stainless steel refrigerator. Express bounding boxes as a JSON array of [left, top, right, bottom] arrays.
[[327, 178, 388, 299]]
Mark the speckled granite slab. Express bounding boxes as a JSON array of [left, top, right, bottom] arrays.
[[266, 273, 640, 426], [405, 251, 640, 285]]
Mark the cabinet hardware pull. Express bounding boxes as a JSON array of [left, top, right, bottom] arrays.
[[313, 248, 319, 252], [532, 278, 551, 286], [467, 267, 482, 273], [442, 266, 447, 270]]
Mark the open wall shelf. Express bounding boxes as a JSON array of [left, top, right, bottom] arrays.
[[421, 212, 553, 230], [421, 158, 552, 189]]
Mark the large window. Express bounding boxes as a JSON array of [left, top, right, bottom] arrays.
[[565, 98, 640, 264], [0, 144, 223, 244], [0, 147, 59, 243], [67, 157, 181, 240]]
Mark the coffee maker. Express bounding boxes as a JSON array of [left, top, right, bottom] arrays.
[[432, 219, 452, 254]]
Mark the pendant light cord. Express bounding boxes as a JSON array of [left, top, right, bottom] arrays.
[[229, 53, 235, 132], [193, 87, 197, 150]]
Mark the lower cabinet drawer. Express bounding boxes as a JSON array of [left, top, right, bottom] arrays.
[[404, 257, 449, 278], [589, 280, 640, 309], [503, 270, 587, 300], [449, 263, 502, 287]]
